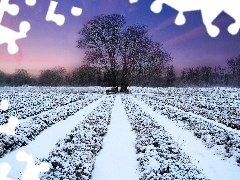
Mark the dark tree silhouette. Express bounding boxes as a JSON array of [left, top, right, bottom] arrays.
[[38, 67, 66, 86], [165, 65, 176, 87], [227, 54, 240, 86], [0, 70, 7, 86], [77, 14, 125, 88], [119, 25, 151, 91], [12, 69, 32, 86], [77, 14, 172, 91], [70, 65, 101, 86]]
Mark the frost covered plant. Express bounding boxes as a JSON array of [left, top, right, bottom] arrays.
[[136, 94, 240, 164], [122, 96, 208, 179], [39, 96, 115, 179], [0, 95, 101, 158], [237, 156, 240, 166]]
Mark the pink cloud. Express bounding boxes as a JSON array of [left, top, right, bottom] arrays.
[[149, 16, 176, 35], [13, 41, 23, 64], [163, 25, 205, 47], [162, 14, 231, 47]]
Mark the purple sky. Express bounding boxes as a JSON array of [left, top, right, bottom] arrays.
[[1, 0, 240, 76]]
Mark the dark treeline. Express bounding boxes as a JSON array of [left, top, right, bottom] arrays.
[[0, 64, 175, 87], [178, 55, 240, 87], [0, 54, 240, 87]]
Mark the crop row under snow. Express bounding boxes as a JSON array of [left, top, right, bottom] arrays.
[[0, 87, 106, 125], [39, 95, 115, 179], [122, 95, 208, 179], [135, 94, 240, 166], [151, 87, 240, 130], [0, 94, 102, 158]]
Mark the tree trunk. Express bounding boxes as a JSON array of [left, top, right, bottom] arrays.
[[111, 69, 117, 87], [120, 75, 128, 92]]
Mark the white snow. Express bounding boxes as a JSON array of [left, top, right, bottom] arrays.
[[91, 95, 139, 180], [132, 96, 240, 180], [0, 96, 106, 179], [164, 103, 240, 135], [1, 86, 240, 179]]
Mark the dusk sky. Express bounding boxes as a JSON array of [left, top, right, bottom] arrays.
[[1, 0, 240, 76]]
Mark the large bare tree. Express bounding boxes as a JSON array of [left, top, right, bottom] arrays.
[[77, 14, 172, 91], [77, 14, 125, 87]]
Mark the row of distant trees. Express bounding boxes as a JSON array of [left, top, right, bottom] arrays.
[[0, 55, 240, 87], [0, 67, 67, 87], [1, 13, 240, 88], [177, 55, 240, 87], [0, 64, 174, 87]]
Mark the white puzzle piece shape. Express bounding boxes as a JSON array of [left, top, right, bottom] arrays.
[[25, 0, 37, 6], [0, 0, 31, 54], [0, 163, 14, 180], [16, 151, 49, 180], [0, 21, 31, 54], [71, 6, 82, 16], [0, 99, 9, 111], [46, 0, 65, 26], [131, 0, 240, 37], [0, 116, 19, 135]]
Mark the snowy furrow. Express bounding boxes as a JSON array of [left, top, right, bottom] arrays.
[[152, 88, 240, 130], [0, 95, 110, 179], [122, 95, 208, 179], [0, 91, 86, 125], [132, 96, 240, 180], [139, 94, 240, 135], [0, 94, 102, 158], [39, 95, 115, 179], [91, 95, 139, 180], [135, 94, 240, 165], [0, 86, 107, 123], [2, 94, 94, 127]]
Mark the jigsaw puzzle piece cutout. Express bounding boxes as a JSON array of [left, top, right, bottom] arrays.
[[16, 151, 49, 180], [0, 100, 9, 111], [150, 0, 223, 37], [46, 0, 65, 26], [223, 2, 240, 35], [151, 0, 202, 24], [150, 0, 190, 26], [0, 21, 30, 54], [201, 7, 221, 37], [129, 0, 138, 3], [0, 116, 19, 135], [150, 0, 240, 37], [71, 6, 82, 16], [175, 12, 186, 25], [25, 0, 37, 6], [0, 0, 19, 22], [0, 163, 14, 180]]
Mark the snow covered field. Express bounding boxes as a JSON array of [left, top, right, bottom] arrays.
[[0, 86, 239, 179]]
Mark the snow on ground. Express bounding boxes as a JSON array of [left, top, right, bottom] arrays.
[[1, 87, 239, 179], [132, 96, 240, 180], [0, 96, 106, 179], [164, 103, 240, 135], [91, 95, 139, 180]]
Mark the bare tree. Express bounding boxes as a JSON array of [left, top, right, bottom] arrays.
[[78, 14, 125, 87], [119, 25, 151, 90], [227, 54, 240, 86], [12, 69, 32, 86], [0, 70, 7, 86], [70, 65, 101, 86], [77, 14, 172, 91], [164, 65, 176, 87], [38, 67, 66, 86]]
